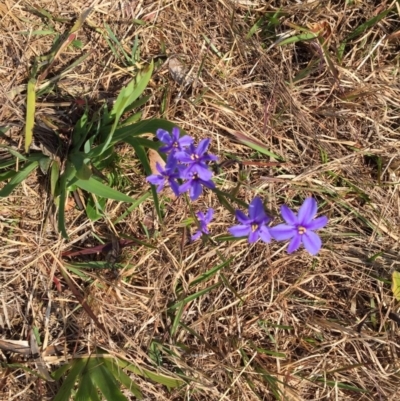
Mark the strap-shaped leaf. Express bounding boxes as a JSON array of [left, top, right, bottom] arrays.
[[98, 61, 154, 156], [75, 358, 101, 401], [113, 358, 183, 388], [90, 359, 128, 401], [57, 162, 76, 238], [72, 176, 135, 203], [50, 160, 60, 196], [25, 78, 36, 153], [0, 161, 39, 197], [53, 359, 87, 401], [103, 358, 143, 400], [124, 140, 161, 222]]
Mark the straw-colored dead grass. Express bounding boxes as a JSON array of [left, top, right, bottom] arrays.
[[1, 0, 400, 400]]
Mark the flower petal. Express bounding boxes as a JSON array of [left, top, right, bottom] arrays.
[[146, 174, 163, 186], [179, 181, 191, 193], [192, 163, 212, 180], [174, 152, 192, 163], [258, 225, 272, 243], [287, 234, 302, 253], [269, 224, 297, 241], [235, 210, 251, 225], [229, 224, 251, 238], [280, 205, 298, 225], [298, 198, 318, 225], [178, 135, 193, 148], [205, 208, 214, 223], [191, 230, 202, 241], [196, 138, 210, 155], [159, 144, 172, 153], [248, 197, 264, 221], [203, 153, 218, 162], [190, 181, 203, 200], [200, 178, 215, 189], [302, 230, 322, 255], [196, 211, 206, 221], [248, 229, 259, 243], [165, 155, 178, 169], [156, 129, 171, 144], [306, 216, 328, 231], [169, 179, 180, 197], [172, 127, 180, 140]]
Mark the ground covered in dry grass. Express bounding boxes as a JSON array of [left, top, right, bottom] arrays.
[[1, 0, 400, 400]]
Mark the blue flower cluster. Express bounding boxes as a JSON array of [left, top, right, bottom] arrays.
[[229, 196, 328, 255], [147, 128, 328, 255], [146, 127, 217, 201]]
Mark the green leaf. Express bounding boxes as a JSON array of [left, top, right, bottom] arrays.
[[392, 271, 400, 301], [76, 163, 92, 180], [0, 126, 11, 135], [104, 24, 131, 64], [0, 145, 28, 161], [232, 133, 283, 160], [171, 302, 185, 337], [85, 199, 102, 221], [0, 161, 39, 197], [39, 156, 51, 174], [124, 140, 162, 221], [57, 162, 76, 238], [74, 359, 100, 401], [53, 359, 87, 401], [90, 119, 180, 159], [277, 32, 317, 46], [25, 79, 36, 153], [90, 359, 128, 401], [190, 258, 233, 287], [122, 94, 151, 115], [71, 110, 90, 149], [113, 191, 151, 224], [71, 39, 83, 49], [0, 171, 16, 182], [169, 282, 221, 311], [50, 160, 60, 196], [99, 61, 154, 156], [72, 176, 135, 203], [337, 8, 392, 62], [103, 358, 143, 399], [114, 358, 183, 388]]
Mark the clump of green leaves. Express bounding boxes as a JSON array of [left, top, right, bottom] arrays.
[[0, 59, 179, 238], [52, 350, 183, 401]]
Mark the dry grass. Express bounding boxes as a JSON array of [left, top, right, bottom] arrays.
[[1, 0, 400, 400]]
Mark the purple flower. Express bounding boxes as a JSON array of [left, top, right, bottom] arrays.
[[175, 138, 217, 180], [228, 197, 272, 243], [179, 173, 215, 201], [192, 208, 214, 241], [270, 198, 328, 255], [156, 127, 193, 155], [146, 159, 180, 197]]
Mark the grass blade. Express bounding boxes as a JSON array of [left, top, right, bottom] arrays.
[[114, 358, 183, 388], [25, 79, 36, 153], [103, 358, 143, 399], [53, 359, 86, 401], [99, 61, 154, 156], [90, 359, 128, 401], [72, 176, 135, 203], [0, 161, 39, 197], [189, 258, 233, 287], [75, 358, 101, 401], [50, 160, 60, 196], [124, 139, 162, 221]]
